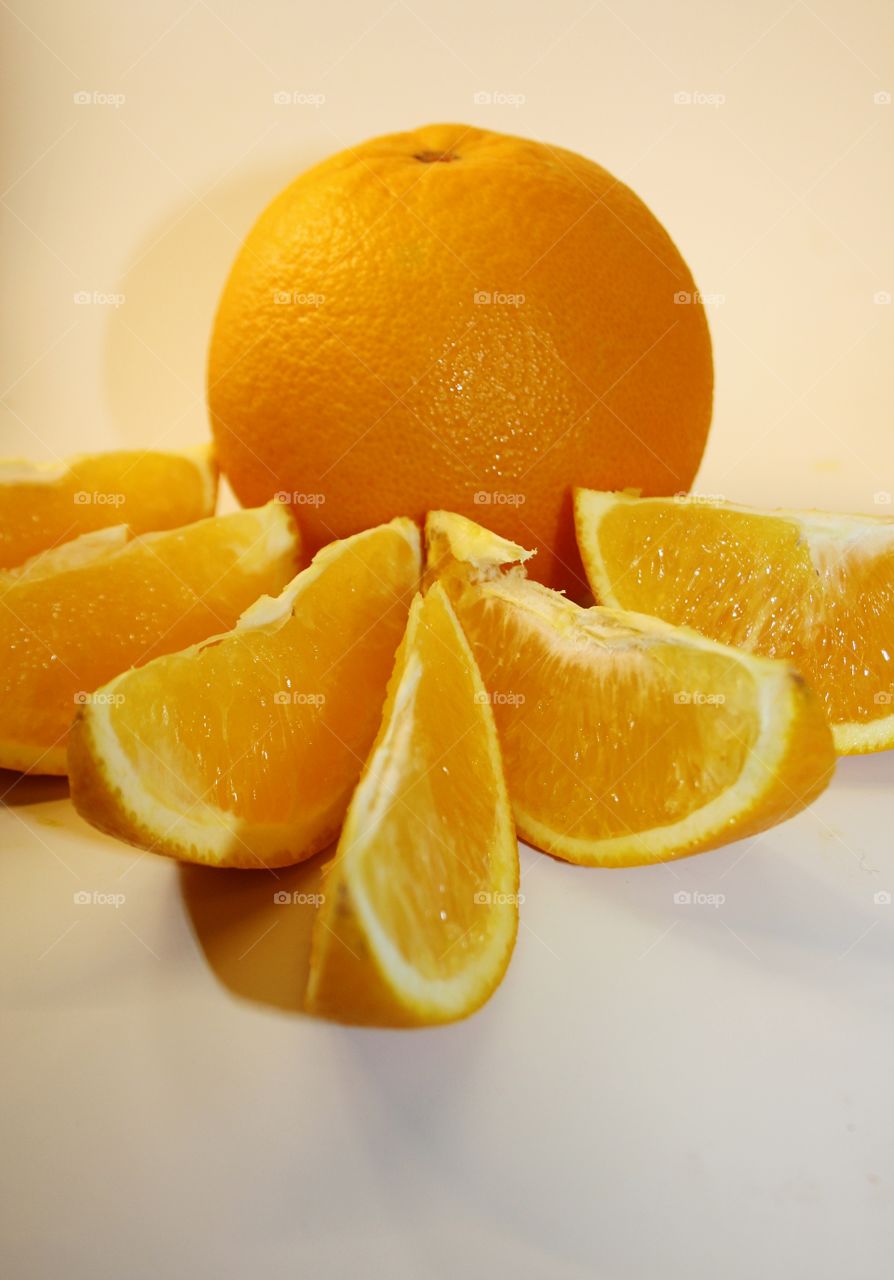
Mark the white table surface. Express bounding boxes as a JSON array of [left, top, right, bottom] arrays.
[[2, 2, 892, 1277]]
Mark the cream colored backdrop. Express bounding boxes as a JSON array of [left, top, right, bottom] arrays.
[[2, 8, 894, 1280], [2, 0, 892, 512]]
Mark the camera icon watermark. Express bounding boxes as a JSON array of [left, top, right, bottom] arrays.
[[272, 690, 326, 707], [674, 289, 725, 307], [473, 490, 526, 506], [272, 90, 326, 107], [673, 890, 726, 907], [272, 490, 326, 506], [73, 90, 126, 108], [73, 889, 126, 908], [873, 491, 892, 505], [272, 289, 325, 307], [272, 890, 326, 906], [873, 290, 891, 305], [473, 289, 525, 307], [73, 489, 125, 506], [473, 90, 526, 108], [673, 90, 726, 107], [74, 290, 126, 308], [673, 491, 725, 505], [873, 90, 891, 105], [473, 690, 525, 707], [873, 890, 892, 905], [874, 691, 893, 706], [674, 690, 726, 706], [74, 690, 126, 707]]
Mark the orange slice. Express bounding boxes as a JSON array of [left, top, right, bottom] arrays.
[[305, 583, 519, 1026], [0, 447, 218, 569], [426, 511, 835, 867], [575, 489, 894, 754], [1, 502, 298, 775], [68, 520, 421, 868]]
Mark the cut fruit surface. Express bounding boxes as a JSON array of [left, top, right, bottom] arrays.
[[69, 519, 421, 867], [575, 489, 894, 754], [1, 502, 298, 775], [305, 583, 519, 1026], [426, 510, 835, 867], [0, 447, 217, 569]]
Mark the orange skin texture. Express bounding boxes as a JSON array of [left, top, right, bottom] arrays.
[[208, 124, 713, 595]]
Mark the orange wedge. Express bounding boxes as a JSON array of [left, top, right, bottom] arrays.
[[1, 503, 298, 775], [0, 447, 218, 569], [575, 489, 894, 754], [69, 520, 421, 868], [426, 511, 835, 867], [305, 583, 519, 1026]]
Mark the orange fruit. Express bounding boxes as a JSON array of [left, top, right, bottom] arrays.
[[575, 490, 894, 755], [305, 583, 519, 1026], [0, 447, 217, 569], [68, 520, 420, 867], [0, 503, 298, 775], [208, 124, 713, 596], [426, 511, 835, 866]]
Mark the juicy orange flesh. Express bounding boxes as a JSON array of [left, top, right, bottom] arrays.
[[454, 580, 760, 839], [113, 528, 418, 827], [0, 511, 295, 754], [0, 452, 213, 569], [351, 587, 506, 981], [594, 503, 894, 728]]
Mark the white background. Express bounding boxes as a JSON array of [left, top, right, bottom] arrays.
[[1, 2, 893, 1277]]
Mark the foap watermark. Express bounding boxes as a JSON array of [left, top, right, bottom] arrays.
[[872, 491, 891, 506], [473, 290, 525, 307], [474, 690, 525, 707], [74, 290, 125, 308], [873, 890, 892, 905], [273, 490, 326, 506], [674, 890, 726, 908], [873, 290, 891, 306], [674, 691, 726, 706], [74, 889, 126, 908], [673, 90, 726, 107], [673, 490, 725, 505], [473, 90, 526, 108], [674, 289, 725, 307], [273, 890, 326, 906], [73, 90, 126, 109], [272, 289, 325, 307], [273, 90, 326, 108], [874, 691, 893, 706], [273, 691, 326, 707], [873, 90, 891, 105], [474, 891, 525, 905], [74, 690, 125, 707], [473, 490, 526, 506], [74, 489, 125, 507]]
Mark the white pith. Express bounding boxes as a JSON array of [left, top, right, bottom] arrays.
[[0, 443, 216, 500], [426, 509, 534, 571], [318, 586, 518, 1016], [3, 526, 132, 582], [428, 509, 830, 865], [5, 497, 292, 587], [575, 487, 894, 596], [474, 576, 810, 862], [574, 489, 894, 748], [78, 518, 420, 863]]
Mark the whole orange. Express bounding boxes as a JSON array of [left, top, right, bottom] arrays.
[[208, 124, 713, 594]]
